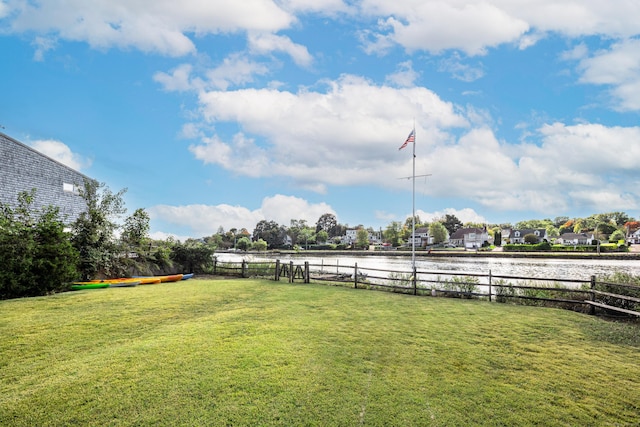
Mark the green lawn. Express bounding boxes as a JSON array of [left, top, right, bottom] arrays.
[[1, 279, 638, 426]]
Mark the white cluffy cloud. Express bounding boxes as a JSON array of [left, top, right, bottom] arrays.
[[30, 139, 92, 171], [4, 0, 294, 57], [148, 194, 335, 238], [362, 1, 640, 56], [184, 72, 640, 216], [576, 38, 640, 111]]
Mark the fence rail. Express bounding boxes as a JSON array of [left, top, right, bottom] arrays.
[[211, 257, 640, 318]]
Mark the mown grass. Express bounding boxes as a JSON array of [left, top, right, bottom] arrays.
[[1, 279, 639, 426]]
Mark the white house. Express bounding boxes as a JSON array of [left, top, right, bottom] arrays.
[[408, 227, 431, 247], [627, 229, 640, 244], [341, 228, 382, 245], [449, 227, 488, 249], [555, 233, 595, 245]]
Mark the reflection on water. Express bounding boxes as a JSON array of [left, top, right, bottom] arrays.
[[215, 252, 640, 281]]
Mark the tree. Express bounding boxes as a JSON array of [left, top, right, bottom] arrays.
[[429, 222, 448, 244], [356, 228, 369, 249], [316, 213, 338, 235], [441, 214, 463, 235], [553, 216, 570, 228], [71, 181, 127, 280], [609, 229, 625, 243], [252, 220, 284, 248], [383, 221, 403, 247], [252, 238, 267, 251], [0, 190, 78, 299], [515, 219, 552, 229], [170, 239, 214, 273], [121, 208, 150, 247], [236, 236, 251, 251], [493, 230, 502, 246], [523, 233, 539, 244], [316, 230, 328, 244]]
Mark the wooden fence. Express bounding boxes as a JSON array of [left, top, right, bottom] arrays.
[[211, 257, 640, 318]]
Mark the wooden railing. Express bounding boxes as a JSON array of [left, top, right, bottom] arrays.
[[210, 257, 640, 317]]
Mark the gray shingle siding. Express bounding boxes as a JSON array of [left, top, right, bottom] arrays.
[[0, 132, 93, 222]]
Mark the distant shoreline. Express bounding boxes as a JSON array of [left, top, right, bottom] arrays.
[[217, 249, 640, 261]]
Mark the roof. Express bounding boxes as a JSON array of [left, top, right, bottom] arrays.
[[450, 227, 485, 239], [509, 228, 547, 237], [557, 233, 591, 240], [0, 132, 94, 182]]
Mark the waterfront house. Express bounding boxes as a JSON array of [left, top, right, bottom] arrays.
[[0, 132, 93, 222], [508, 228, 549, 244], [555, 233, 595, 245], [449, 227, 488, 249]]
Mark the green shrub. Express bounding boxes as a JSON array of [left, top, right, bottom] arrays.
[[440, 275, 479, 298], [0, 191, 79, 299]]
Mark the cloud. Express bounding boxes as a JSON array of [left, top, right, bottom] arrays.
[[148, 194, 335, 238], [30, 139, 92, 171], [248, 33, 313, 67], [184, 71, 640, 216], [576, 38, 640, 111], [153, 64, 198, 92], [416, 208, 487, 225], [4, 0, 294, 56], [385, 60, 419, 88], [365, 2, 529, 56], [31, 36, 57, 61], [190, 74, 468, 191], [438, 53, 485, 82], [154, 55, 271, 92], [361, 1, 640, 56]]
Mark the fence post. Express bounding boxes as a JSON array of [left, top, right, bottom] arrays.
[[590, 275, 596, 315], [289, 261, 294, 283], [241, 260, 247, 278], [354, 263, 358, 289], [413, 266, 417, 295], [275, 260, 280, 281], [304, 261, 310, 283], [488, 269, 492, 302], [213, 256, 217, 275]]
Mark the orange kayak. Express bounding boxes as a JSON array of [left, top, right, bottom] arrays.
[[89, 277, 161, 285], [131, 274, 184, 283]]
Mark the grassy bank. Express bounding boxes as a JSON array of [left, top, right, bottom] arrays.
[[1, 279, 639, 426]]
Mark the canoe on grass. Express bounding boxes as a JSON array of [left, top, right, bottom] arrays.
[[108, 281, 141, 288], [89, 277, 160, 285], [134, 274, 184, 283], [71, 283, 110, 291], [181, 273, 194, 280]]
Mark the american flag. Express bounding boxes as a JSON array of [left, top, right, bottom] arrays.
[[398, 129, 414, 150]]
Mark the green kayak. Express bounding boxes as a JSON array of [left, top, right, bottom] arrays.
[[70, 283, 111, 291]]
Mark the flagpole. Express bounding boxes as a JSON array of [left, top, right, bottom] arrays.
[[411, 123, 416, 271]]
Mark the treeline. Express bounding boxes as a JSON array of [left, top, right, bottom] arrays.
[[0, 182, 214, 300], [214, 212, 639, 251]]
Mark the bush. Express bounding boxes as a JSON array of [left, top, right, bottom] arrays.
[[440, 275, 479, 298], [0, 191, 79, 299], [170, 240, 215, 273]]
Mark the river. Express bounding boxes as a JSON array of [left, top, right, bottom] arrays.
[[214, 252, 640, 282]]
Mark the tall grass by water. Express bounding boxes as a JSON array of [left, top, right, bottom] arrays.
[[1, 278, 638, 426]]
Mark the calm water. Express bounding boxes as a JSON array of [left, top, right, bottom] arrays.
[[215, 252, 640, 282]]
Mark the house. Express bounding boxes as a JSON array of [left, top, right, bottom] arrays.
[[555, 233, 595, 245], [408, 227, 431, 247], [449, 227, 489, 249], [508, 228, 549, 244], [0, 132, 93, 222], [627, 229, 640, 244], [341, 228, 382, 245]]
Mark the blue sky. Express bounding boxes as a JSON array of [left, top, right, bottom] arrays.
[[2, 1, 640, 240]]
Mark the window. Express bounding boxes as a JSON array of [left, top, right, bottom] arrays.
[[63, 183, 79, 195]]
